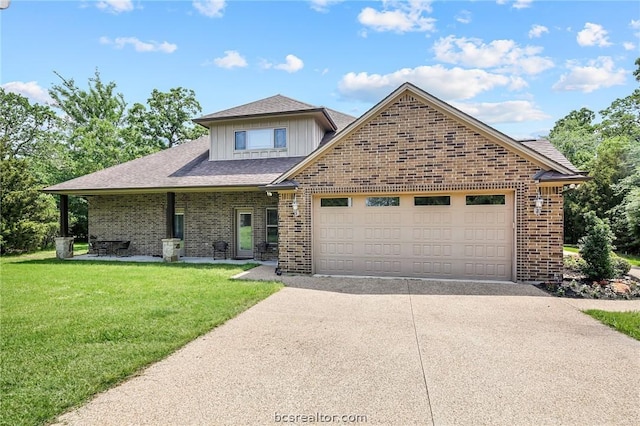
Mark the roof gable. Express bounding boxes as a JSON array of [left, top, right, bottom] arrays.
[[275, 83, 578, 183]]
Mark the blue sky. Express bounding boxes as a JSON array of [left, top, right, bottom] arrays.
[[1, 0, 638, 138]]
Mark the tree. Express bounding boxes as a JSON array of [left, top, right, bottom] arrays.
[[579, 212, 614, 280], [0, 88, 58, 161], [127, 87, 206, 149], [0, 157, 58, 253], [548, 107, 599, 170], [634, 57, 640, 82]]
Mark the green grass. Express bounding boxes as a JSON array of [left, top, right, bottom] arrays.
[[583, 310, 640, 341], [564, 245, 639, 266], [0, 252, 282, 426]]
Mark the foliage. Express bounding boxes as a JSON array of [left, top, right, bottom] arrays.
[[611, 255, 632, 278], [0, 255, 281, 426], [583, 310, 640, 341], [0, 88, 59, 161], [579, 212, 615, 280], [549, 74, 640, 253], [563, 254, 586, 272], [127, 87, 207, 149], [0, 158, 58, 254]]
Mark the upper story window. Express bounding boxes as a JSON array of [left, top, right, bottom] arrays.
[[235, 128, 287, 150]]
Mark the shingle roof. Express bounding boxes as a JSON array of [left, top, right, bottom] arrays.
[[44, 136, 305, 194], [520, 139, 581, 173], [195, 95, 320, 121]]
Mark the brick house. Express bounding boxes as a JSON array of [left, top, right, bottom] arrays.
[[45, 83, 588, 282]]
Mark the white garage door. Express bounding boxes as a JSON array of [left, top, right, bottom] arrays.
[[313, 193, 514, 281]]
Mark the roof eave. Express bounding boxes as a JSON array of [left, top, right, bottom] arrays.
[[42, 184, 267, 196], [194, 108, 337, 131]]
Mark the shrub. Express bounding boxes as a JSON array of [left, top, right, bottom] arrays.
[[612, 255, 632, 278], [564, 255, 586, 272], [579, 211, 615, 280]]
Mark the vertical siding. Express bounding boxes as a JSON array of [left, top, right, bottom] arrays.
[[208, 117, 324, 160]]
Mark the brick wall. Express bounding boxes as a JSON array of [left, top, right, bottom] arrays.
[[89, 192, 278, 259], [278, 92, 564, 282]]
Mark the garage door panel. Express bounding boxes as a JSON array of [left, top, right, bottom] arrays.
[[314, 193, 513, 280]]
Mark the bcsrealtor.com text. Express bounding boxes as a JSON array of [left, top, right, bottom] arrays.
[[274, 412, 368, 423]]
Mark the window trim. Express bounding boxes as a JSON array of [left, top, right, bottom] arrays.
[[465, 194, 506, 205], [266, 207, 278, 245], [234, 127, 287, 151], [320, 197, 352, 207], [365, 196, 400, 207], [414, 195, 451, 206]]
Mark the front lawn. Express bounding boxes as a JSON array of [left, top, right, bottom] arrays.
[[0, 253, 281, 426], [583, 310, 640, 341]]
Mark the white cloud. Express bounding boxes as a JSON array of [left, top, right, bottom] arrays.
[[358, 1, 436, 33], [496, 0, 533, 9], [553, 57, 626, 93], [623, 42, 636, 51], [513, 0, 533, 9], [337, 65, 527, 102], [528, 24, 548, 39], [193, 0, 225, 18], [96, 0, 133, 13], [630, 19, 640, 29], [213, 50, 247, 69], [262, 55, 304, 73], [100, 36, 177, 53], [433, 35, 554, 75], [577, 22, 612, 47], [309, 0, 343, 13], [455, 10, 471, 24], [451, 100, 550, 124], [1, 81, 53, 104]]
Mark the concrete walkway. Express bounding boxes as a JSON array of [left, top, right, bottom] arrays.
[[56, 268, 640, 426]]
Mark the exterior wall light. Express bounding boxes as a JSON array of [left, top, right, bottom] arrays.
[[534, 192, 544, 216], [292, 195, 299, 216]]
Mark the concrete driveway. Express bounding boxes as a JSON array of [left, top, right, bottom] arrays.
[[57, 268, 640, 425]]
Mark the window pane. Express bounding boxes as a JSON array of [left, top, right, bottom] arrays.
[[173, 214, 184, 240], [415, 196, 451, 206], [366, 196, 400, 207], [274, 128, 286, 148], [466, 195, 506, 205], [247, 128, 272, 149], [266, 208, 278, 226], [320, 198, 350, 207], [266, 227, 278, 243], [234, 131, 246, 150]]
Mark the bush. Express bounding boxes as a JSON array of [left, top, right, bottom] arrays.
[[579, 211, 615, 280], [564, 255, 586, 272], [612, 255, 632, 277]]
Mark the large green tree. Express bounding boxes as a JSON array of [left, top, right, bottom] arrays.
[[549, 62, 640, 253], [0, 89, 59, 253], [127, 87, 206, 149]]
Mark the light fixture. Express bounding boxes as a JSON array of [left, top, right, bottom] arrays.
[[534, 191, 544, 216], [292, 195, 299, 216]]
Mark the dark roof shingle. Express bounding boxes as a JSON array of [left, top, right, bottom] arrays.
[[44, 136, 305, 194]]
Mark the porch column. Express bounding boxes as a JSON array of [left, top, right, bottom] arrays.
[[55, 194, 74, 259], [162, 192, 180, 262], [60, 194, 69, 237], [166, 192, 175, 238]]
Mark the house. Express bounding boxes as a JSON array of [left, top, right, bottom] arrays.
[[45, 83, 588, 282]]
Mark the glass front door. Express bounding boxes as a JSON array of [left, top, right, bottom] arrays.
[[236, 210, 253, 258]]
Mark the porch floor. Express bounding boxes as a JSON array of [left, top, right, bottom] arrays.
[[69, 253, 277, 267]]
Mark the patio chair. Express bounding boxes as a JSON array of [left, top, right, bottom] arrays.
[[213, 241, 228, 260], [115, 240, 131, 257], [96, 241, 109, 257], [88, 235, 98, 255], [255, 242, 268, 261]]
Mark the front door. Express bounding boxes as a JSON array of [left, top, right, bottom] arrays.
[[236, 209, 253, 258]]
